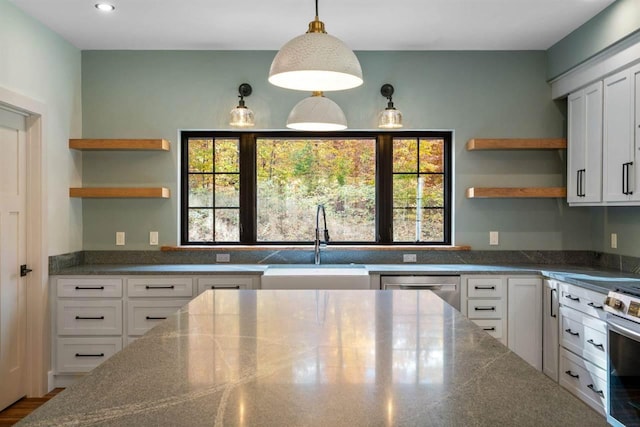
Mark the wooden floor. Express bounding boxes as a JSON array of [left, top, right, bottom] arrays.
[[0, 389, 64, 426]]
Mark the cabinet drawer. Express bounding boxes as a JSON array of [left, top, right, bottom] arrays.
[[560, 306, 607, 369], [559, 282, 607, 319], [559, 348, 606, 415], [471, 319, 504, 342], [127, 299, 188, 336], [127, 277, 194, 298], [57, 300, 122, 336], [467, 299, 503, 319], [56, 337, 122, 373], [197, 276, 253, 294], [57, 278, 122, 298], [467, 278, 504, 298]]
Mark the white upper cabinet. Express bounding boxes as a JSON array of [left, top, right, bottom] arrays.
[[603, 69, 635, 203], [567, 81, 603, 204]]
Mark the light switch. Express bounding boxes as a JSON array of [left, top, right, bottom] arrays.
[[489, 231, 499, 246], [403, 254, 417, 263], [116, 232, 125, 246], [216, 253, 230, 263], [150, 231, 159, 246]]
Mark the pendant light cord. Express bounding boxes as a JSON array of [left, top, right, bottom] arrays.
[[315, 0, 319, 17]]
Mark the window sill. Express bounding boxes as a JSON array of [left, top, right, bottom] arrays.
[[161, 245, 471, 252]]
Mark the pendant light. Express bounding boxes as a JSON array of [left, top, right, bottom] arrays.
[[269, 0, 363, 92], [378, 83, 403, 129], [286, 92, 347, 131], [229, 83, 255, 128]]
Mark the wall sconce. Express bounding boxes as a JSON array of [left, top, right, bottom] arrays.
[[229, 83, 255, 128], [378, 83, 403, 129], [286, 91, 347, 131]]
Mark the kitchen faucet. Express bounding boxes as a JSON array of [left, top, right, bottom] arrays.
[[314, 204, 330, 265]]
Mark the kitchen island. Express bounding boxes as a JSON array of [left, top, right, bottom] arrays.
[[19, 290, 606, 426]]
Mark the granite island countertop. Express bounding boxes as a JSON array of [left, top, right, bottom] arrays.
[[19, 290, 606, 426]]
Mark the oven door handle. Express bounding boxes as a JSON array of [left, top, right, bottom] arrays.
[[607, 315, 640, 341]]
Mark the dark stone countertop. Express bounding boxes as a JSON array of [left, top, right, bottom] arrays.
[[17, 290, 607, 427]]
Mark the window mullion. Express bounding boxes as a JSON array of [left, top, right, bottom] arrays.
[[377, 135, 393, 243], [239, 133, 256, 243]]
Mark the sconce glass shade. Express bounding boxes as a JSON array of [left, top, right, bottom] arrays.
[[269, 18, 363, 92], [229, 106, 255, 128], [378, 108, 403, 129], [286, 92, 347, 131]]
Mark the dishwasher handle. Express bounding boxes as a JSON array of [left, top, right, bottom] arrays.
[[396, 284, 457, 291]]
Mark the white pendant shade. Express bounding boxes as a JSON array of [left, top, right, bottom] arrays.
[[269, 30, 363, 92], [286, 93, 347, 131]]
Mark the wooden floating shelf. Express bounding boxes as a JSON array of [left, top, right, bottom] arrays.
[[466, 138, 567, 151], [466, 187, 567, 199], [69, 139, 171, 151], [69, 187, 171, 199]]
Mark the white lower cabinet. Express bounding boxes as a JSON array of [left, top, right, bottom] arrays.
[[507, 277, 542, 371], [461, 276, 508, 346], [543, 279, 559, 381], [51, 273, 260, 388], [556, 281, 608, 415]]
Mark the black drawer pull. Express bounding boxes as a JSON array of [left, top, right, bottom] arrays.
[[565, 370, 579, 379], [145, 285, 175, 289], [75, 286, 104, 290], [474, 285, 496, 290], [587, 339, 604, 351], [565, 329, 580, 337], [482, 327, 496, 331], [211, 285, 240, 289], [146, 316, 167, 320], [75, 353, 104, 358], [474, 307, 496, 311], [75, 316, 105, 320], [587, 302, 604, 310], [565, 295, 580, 302], [587, 384, 604, 397]]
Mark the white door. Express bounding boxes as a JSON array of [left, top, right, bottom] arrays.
[[0, 109, 28, 410], [603, 69, 634, 202]]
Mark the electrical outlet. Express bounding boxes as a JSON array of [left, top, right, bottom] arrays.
[[149, 231, 159, 246], [611, 233, 618, 249], [216, 253, 231, 263], [116, 232, 125, 246], [403, 254, 417, 263], [489, 231, 499, 246]]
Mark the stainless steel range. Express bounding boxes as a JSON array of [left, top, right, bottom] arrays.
[[605, 283, 640, 427]]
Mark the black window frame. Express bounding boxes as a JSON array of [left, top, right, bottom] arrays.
[[181, 130, 452, 246]]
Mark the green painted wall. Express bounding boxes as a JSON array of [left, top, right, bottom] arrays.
[[81, 50, 593, 251], [0, 0, 82, 256], [547, 0, 640, 79]]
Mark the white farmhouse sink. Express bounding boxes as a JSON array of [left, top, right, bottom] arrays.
[[261, 265, 370, 290]]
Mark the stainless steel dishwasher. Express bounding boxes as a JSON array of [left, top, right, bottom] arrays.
[[381, 276, 461, 311]]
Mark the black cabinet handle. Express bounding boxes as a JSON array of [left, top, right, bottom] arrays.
[[145, 285, 175, 289], [75, 286, 104, 290], [474, 307, 496, 311], [587, 384, 604, 397], [146, 316, 167, 320], [482, 327, 496, 331], [587, 302, 604, 310], [565, 328, 579, 337], [474, 285, 496, 290], [565, 294, 580, 302], [550, 288, 557, 318], [211, 285, 240, 289], [577, 169, 586, 197], [623, 162, 634, 195], [587, 339, 604, 351], [75, 353, 104, 358], [75, 316, 105, 320], [565, 370, 579, 379], [576, 170, 581, 197]]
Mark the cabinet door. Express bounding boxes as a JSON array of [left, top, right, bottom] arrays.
[[508, 277, 542, 370], [543, 280, 559, 381], [633, 64, 640, 201], [603, 69, 634, 202], [567, 89, 586, 203]]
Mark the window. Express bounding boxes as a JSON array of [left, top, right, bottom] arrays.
[[181, 131, 451, 245]]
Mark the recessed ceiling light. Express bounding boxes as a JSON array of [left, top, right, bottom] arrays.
[[95, 3, 115, 12]]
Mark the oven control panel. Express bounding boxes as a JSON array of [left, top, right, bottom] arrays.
[[628, 301, 640, 318], [605, 291, 640, 324]]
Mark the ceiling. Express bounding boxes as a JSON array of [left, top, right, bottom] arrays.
[[10, 0, 616, 51]]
